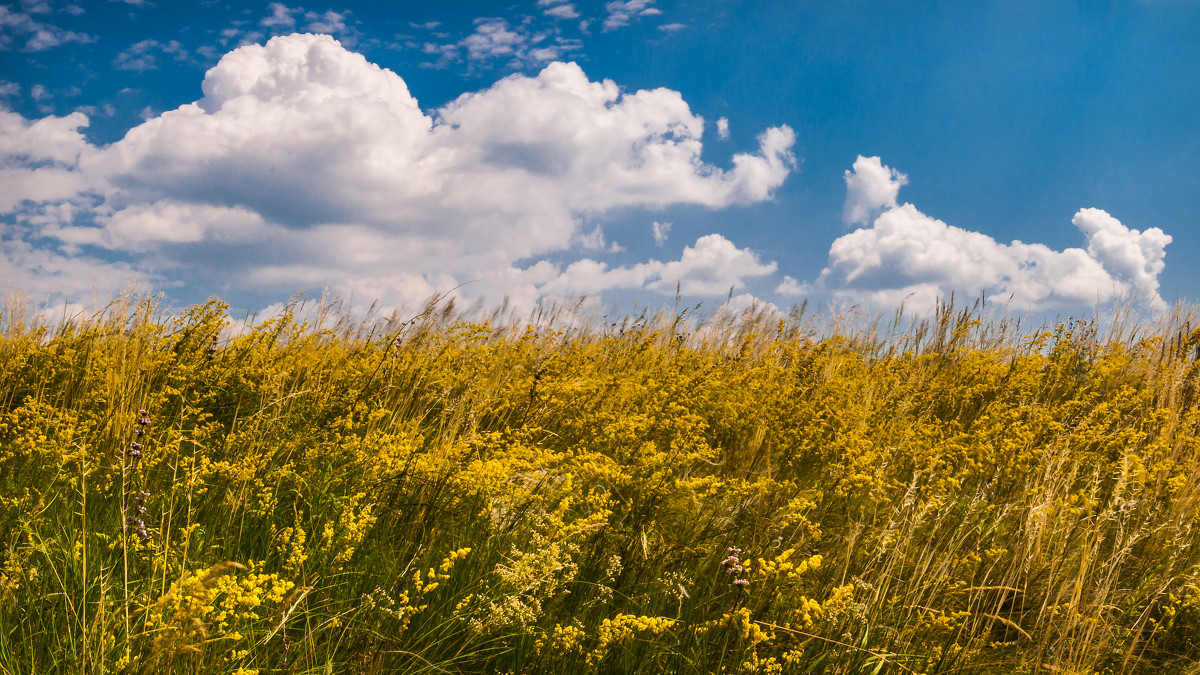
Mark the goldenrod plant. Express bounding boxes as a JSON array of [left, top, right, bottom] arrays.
[[1, 291, 1198, 673]]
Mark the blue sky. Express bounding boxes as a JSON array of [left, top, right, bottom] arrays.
[[2, 0, 1198, 319]]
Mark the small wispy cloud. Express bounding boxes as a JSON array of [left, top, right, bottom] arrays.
[[305, 10, 347, 35], [603, 0, 661, 31], [577, 225, 623, 253], [541, 2, 580, 19], [460, 18, 526, 61], [114, 39, 188, 72], [0, 5, 95, 51], [423, 17, 581, 69], [73, 103, 117, 118], [652, 221, 671, 245], [260, 2, 297, 28], [246, 5, 358, 47], [716, 117, 729, 140]]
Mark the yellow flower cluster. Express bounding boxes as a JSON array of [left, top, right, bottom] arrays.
[[587, 614, 677, 664], [147, 561, 293, 664], [414, 547, 471, 595], [752, 549, 822, 581], [698, 607, 773, 645], [330, 492, 378, 568], [272, 525, 309, 577], [535, 623, 587, 657]]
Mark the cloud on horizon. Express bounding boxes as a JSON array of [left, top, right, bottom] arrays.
[[779, 156, 1172, 313]]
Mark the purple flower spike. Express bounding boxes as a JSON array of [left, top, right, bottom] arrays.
[[139, 529, 148, 538], [130, 441, 142, 450], [129, 449, 141, 458], [137, 417, 151, 426]]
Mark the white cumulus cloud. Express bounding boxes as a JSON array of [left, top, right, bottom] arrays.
[[2, 33, 796, 311], [785, 156, 1172, 313]]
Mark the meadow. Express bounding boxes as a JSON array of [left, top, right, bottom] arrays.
[[1, 292, 1198, 674]]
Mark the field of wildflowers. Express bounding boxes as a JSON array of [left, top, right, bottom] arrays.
[[1, 292, 1199, 674]]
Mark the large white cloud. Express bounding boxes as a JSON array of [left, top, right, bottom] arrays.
[[1, 33, 795, 310], [780, 156, 1172, 313]]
